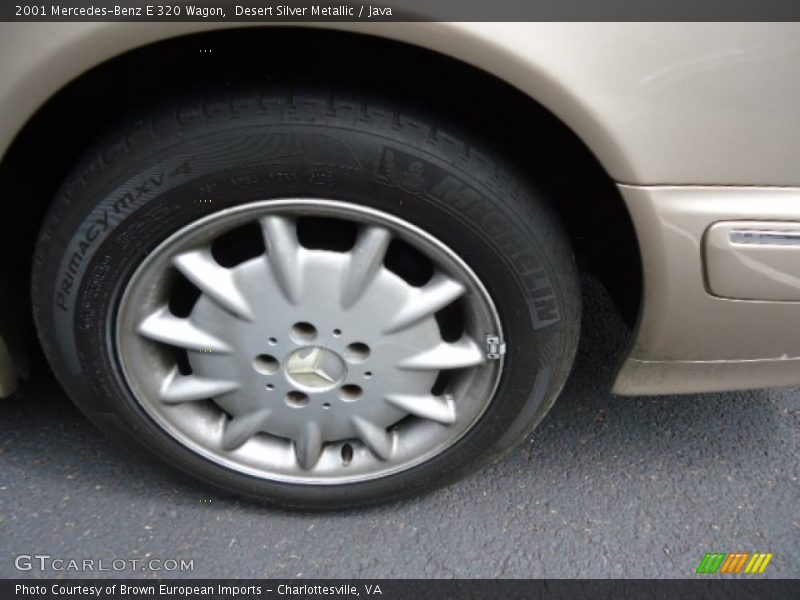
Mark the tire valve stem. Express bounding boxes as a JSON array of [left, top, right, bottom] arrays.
[[485, 335, 506, 360]]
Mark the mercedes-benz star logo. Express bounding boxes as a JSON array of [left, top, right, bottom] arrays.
[[285, 347, 347, 390]]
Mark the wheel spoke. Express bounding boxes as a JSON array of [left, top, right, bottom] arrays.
[[137, 308, 231, 353], [397, 337, 484, 371], [222, 408, 272, 450], [383, 272, 466, 334], [260, 215, 303, 305], [160, 370, 240, 404], [341, 226, 392, 309], [295, 421, 323, 470], [173, 249, 254, 321], [351, 416, 394, 460], [384, 393, 456, 425]]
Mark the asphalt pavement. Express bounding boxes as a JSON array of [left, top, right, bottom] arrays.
[[1, 277, 797, 579]]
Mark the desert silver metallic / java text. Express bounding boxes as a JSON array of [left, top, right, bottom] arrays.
[[116, 199, 503, 484]]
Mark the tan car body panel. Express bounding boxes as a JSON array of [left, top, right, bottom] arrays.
[[616, 185, 800, 394], [2, 23, 800, 185], [1, 22, 800, 395]]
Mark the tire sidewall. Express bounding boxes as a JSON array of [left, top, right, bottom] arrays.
[[35, 103, 577, 508]]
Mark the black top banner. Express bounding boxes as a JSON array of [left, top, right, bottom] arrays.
[[4, 0, 800, 22]]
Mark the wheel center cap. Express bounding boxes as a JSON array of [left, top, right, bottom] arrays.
[[285, 346, 347, 391]]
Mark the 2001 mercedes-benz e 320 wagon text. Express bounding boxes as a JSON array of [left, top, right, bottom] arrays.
[[1, 23, 799, 508]]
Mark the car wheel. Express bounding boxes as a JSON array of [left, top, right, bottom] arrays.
[[31, 87, 580, 509]]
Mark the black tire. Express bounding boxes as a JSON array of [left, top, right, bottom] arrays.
[[32, 86, 580, 509]]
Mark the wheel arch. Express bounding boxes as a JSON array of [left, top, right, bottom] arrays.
[[0, 24, 641, 392]]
